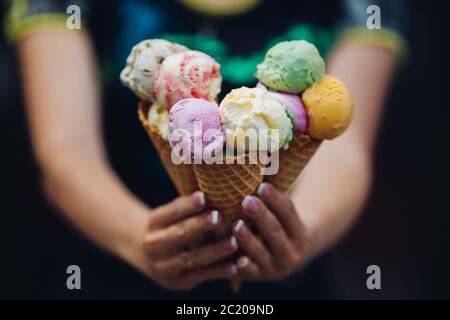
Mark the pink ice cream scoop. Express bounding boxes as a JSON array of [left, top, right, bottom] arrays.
[[257, 83, 308, 133], [155, 51, 222, 110], [168, 98, 224, 160]]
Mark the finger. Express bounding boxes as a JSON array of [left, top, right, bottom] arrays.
[[163, 236, 238, 273], [256, 183, 307, 241], [232, 219, 272, 272], [150, 191, 206, 228], [241, 195, 293, 263], [143, 210, 221, 256], [236, 256, 260, 280], [180, 262, 237, 289]]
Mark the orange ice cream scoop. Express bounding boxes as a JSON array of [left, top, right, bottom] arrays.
[[302, 75, 354, 140]]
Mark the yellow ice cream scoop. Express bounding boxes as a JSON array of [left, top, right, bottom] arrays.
[[302, 75, 354, 140], [220, 87, 292, 153]]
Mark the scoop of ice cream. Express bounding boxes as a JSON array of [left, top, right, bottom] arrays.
[[120, 39, 188, 102], [219, 87, 292, 153], [154, 51, 222, 109], [302, 75, 354, 140], [148, 102, 169, 140], [256, 40, 325, 94], [168, 98, 224, 160], [257, 83, 308, 133]]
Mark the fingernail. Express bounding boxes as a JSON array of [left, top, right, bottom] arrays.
[[193, 191, 205, 207], [241, 195, 259, 213], [237, 256, 249, 268], [228, 236, 238, 249], [207, 210, 220, 226], [227, 264, 237, 275], [233, 219, 245, 235], [257, 183, 270, 197]]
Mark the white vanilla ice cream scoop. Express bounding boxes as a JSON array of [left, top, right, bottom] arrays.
[[120, 39, 188, 102], [219, 87, 292, 153]]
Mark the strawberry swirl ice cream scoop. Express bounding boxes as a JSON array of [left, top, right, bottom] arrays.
[[154, 51, 222, 110]]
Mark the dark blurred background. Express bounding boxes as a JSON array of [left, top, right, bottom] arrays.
[[0, 0, 449, 299]]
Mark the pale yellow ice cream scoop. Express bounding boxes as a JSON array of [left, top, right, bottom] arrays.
[[302, 75, 354, 140], [147, 102, 169, 140], [220, 87, 292, 152]]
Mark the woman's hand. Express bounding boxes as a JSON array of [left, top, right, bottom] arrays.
[[129, 191, 239, 291], [231, 183, 312, 281]]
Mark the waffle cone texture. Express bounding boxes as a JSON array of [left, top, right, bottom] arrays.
[[193, 156, 263, 293], [265, 132, 321, 193], [193, 157, 263, 238], [138, 101, 198, 196]]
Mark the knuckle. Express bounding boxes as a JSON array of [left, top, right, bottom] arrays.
[[158, 201, 174, 214], [267, 222, 283, 238], [142, 234, 162, 252], [150, 261, 167, 275], [172, 204, 183, 217], [192, 215, 207, 232], [147, 212, 160, 230], [288, 251, 301, 266], [176, 223, 188, 240], [169, 197, 189, 216], [188, 250, 200, 268]]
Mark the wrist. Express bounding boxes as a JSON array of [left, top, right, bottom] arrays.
[[114, 204, 149, 259], [113, 205, 154, 277], [291, 198, 319, 265], [301, 220, 318, 265]]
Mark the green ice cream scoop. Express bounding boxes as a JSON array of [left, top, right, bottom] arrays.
[[256, 40, 325, 93]]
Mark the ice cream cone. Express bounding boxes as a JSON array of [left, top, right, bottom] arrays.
[[138, 101, 198, 195], [193, 155, 263, 292], [265, 132, 321, 193]]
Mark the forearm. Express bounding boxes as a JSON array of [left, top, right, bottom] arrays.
[[19, 31, 148, 260], [292, 139, 371, 261], [42, 147, 148, 258], [292, 42, 399, 260]]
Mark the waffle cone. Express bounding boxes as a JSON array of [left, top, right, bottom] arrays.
[[193, 156, 263, 292], [193, 157, 262, 237], [138, 101, 198, 196], [265, 132, 321, 193]]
